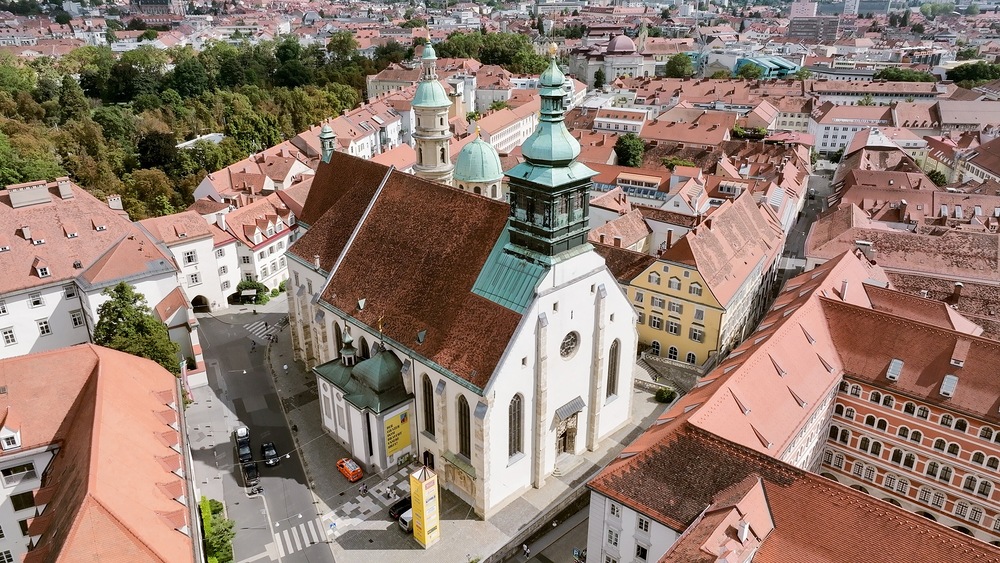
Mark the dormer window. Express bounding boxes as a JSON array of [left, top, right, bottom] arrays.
[[95, 225, 106, 231], [2, 435, 17, 449], [37, 267, 49, 278], [0, 246, 8, 252], [32, 238, 45, 246], [266, 227, 274, 237], [66, 232, 78, 239]]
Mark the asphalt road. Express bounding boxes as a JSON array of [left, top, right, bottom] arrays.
[[199, 312, 335, 563]]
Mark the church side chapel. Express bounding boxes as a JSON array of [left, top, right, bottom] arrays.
[[286, 44, 638, 518]]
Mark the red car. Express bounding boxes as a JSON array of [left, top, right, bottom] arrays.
[[337, 458, 363, 482]]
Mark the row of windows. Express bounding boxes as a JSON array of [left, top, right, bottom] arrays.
[[843, 384, 1000, 448], [1, 310, 86, 346], [830, 426, 995, 498], [639, 276, 702, 296], [10, 284, 80, 313], [416, 341, 625, 462], [648, 342, 698, 364], [639, 314, 705, 343], [824, 451, 994, 527]]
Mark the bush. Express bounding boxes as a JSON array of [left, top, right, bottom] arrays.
[[236, 280, 270, 305], [270, 288, 279, 297], [655, 387, 677, 403], [201, 496, 235, 563], [209, 498, 225, 516], [278, 279, 287, 292]]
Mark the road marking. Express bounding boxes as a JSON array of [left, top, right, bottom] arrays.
[[298, 522, 311, 545], [282, 529, 291, 554], [275, 534, 285, 558], [307, 519, 320, 543], [244, 320, 279, 342], [292, 526, 303, 551]]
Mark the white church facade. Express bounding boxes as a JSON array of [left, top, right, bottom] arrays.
[[285, 46, 638, 518]]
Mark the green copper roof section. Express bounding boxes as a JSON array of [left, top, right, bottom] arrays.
[[312, 351, 411, 415], [472, 225, 548, 313], [518, 52, 581, 165], [413, 79, 452, 108], [506, 160, 597, 188], [454, 136, 503, 183]]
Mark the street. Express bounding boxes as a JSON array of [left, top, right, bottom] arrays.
[[193, 311, 336, 563]]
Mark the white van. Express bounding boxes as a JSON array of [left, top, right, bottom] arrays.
[[398, 509, 412, 532]]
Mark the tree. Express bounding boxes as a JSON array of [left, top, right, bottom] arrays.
[[873, 67, 937, 81], [326, 30, 358, 61], [137, 130, 178, 169], [124, 168, 180, 218], [911, 22, 925, 33], [614, 133, 644, 167], [235, 280, 270, 304], [168, 56, 210, 97], [489, 100, 509, 111], [858, 94, 876, 106], [664, 53, 694, 78], [956, 47, 979, 60], [594, 67, 606, 88], [54, 11, 71, 25], [792, 67, 812, 80], [58, 75, 89, 124], [927, 169, 948, 186], [737, 63, 764, 79], [93, 282, 180, 375], [829, 148, 844, 162], [139, 29, 158, 41], [947, 61, 1000, 85], [966, 3, 980, 14]]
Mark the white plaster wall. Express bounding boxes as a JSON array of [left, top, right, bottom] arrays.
[[482, 249, 637, 513], [171, 237, 225, 308], [0, 449, 53, 561], [587, 492, 681, 563], [0, 284, 90, 359]]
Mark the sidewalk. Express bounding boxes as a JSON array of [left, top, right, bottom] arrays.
[[264, 317, 667, 563]]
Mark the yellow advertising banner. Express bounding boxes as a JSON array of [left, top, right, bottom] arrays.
[[385, 410, 411, 456], [410, 467, 440, 548]]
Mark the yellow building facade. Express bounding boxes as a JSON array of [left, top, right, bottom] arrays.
[[627, 260, 724, 366]]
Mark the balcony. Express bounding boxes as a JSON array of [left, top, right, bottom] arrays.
[[3, 468, 37, 487]]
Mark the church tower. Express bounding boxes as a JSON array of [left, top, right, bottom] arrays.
[[412, 43, 454, 186], [505, 45, 596, 260]]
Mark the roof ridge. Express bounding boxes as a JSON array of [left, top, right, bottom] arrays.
[[87, 495, 170, 563]]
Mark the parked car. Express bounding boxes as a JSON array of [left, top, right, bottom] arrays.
[[235, 426, 252, 464], [337, 458, 363, 482], [242, 462, 260, 487], [388, 496, 412, 521], [398, 509, 412, 532], [261, 442, 280, 466]]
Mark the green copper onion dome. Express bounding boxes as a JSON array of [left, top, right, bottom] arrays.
[[519, 44, 581, 166], [413, 42, 452, 108], [454, 129, 503, 183]]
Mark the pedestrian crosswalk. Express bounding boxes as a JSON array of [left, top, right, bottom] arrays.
[[244, 320, 279, 342], [273, 517, 326, 557]]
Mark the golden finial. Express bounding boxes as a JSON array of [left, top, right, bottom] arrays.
[[377, 314, 384, 334], [548, 42, 558, 57], [475, 125, 481, 137]]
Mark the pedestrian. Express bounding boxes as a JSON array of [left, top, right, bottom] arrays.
[[264, 321, 269, 329], [523, 544, 530, 557], [359, 484, 364, 496], [362, 484, 368, 495]]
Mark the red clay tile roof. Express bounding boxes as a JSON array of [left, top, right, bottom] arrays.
[[298, 150, 392, 226], [660, 192, 784, 305], [0, 181, 175, 294], [186, 198, 230, 215], [139, 210, 213, 246], [291, 156, 522, 389], [593, 242, 657, 283], [9, 345, 193, 563], [824, 297, 1000, 424]]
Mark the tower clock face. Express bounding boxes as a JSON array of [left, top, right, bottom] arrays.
[[560, 331, 579, 358]]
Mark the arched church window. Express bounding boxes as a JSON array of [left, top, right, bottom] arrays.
[[458, 395, 471, 459], [422, 375, 435, 437], [440, 146, 446, 163], [509, 394, 523, 457], [607, 340, 620, 398]]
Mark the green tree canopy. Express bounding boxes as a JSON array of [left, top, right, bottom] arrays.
[[737, 63, 764, 79], [710, 70, 732, 79], [792, 67, 812, 80], [927, 169, 948, 186], [947, 61, 1000, 84], [93, 282, 180, 374], [872, 67, 937, 81], [614, 133, 645, 167], [663, 53, 694, 78], [594, 67, 606, 88]]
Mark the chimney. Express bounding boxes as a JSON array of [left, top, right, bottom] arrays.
[[953, 282, 964, 299], [313, 254, 321, 269], [920, 289, 929, 298], [215, 212, 227, 230], [56, 177, 73, 199], [666, 229, 674, 249], [20, 225, 30, 240], [840, 279, 849, 300], [613, 236, 622, 247], [107, 195, 123, 211], [599, 234, 606, 244]]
